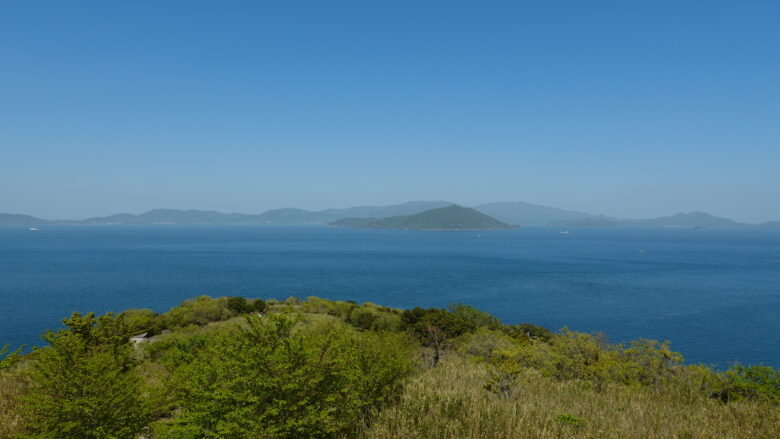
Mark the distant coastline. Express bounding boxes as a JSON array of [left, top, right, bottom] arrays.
[[328, 205, 517, 231], [2, 200, 777, 229]]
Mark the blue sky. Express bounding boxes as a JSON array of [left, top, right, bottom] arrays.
[[1, 1, 778, 222]]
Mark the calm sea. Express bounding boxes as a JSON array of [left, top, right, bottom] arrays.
[[1, 225, 778, 367]]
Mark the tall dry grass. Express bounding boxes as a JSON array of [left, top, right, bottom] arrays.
[[363, 354, 780, 439], [0, 371, 27, 439]]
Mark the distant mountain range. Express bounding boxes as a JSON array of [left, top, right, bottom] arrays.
[[0, 202, 451, 226], [548, 212, 747, 229], [329, 205, 516, 230], [254, 201, 452, 224], [0, 214, 47, 226], [474, 201, 598, 226], [0, 201, 776, 229]]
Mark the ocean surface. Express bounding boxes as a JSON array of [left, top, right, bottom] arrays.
[[1, 225, 778, 367]]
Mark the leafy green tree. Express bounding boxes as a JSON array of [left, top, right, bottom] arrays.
[[401, 307, 475, 364], [175, 313, 415, 438], [723, 365, 780, 403], [22, 312, 149, 439], [448, 303, 501, 332], [623, 338, 684, 386], [402, 307, 467, 339], [250, 298, 267, 313], [226, 296, 252, 314], [349, 306, 380, 330], [162, 296, 233, 328], [121, 308, 163, 335]]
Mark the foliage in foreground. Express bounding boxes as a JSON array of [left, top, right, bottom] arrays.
[[161, 314, 416, 438], [21, 313, 149, 439], [364, 354, 780, 439], [1, 295, 778, 439]]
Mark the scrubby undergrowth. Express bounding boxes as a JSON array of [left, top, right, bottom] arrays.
[[1, 295, 778, 439], [365, 355, 779, 439]]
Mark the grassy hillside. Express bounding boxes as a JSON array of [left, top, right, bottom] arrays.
[[330, 205, 516, 230], [1, 296, 778, 438]]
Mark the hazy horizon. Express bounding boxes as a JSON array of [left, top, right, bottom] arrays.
[[3, 1, 779, 223], [5, 199, 779, 225]]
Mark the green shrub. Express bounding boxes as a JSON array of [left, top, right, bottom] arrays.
[[370, 312, 402, 332], [148, 419, 202, 439], [449, 304, 500, 332], [502, 328, 686, 390], [250, 298, 267, 312], [121, 308, 163, 335], [22, 313, 149, 439], [283, 296, 301, 305], [328, 301, 357, 320], [225, 296, 252, 314], [145, 330, 212, 370], [554, 413, 586, 429], [346, 306, 402, 332], [457, 327, 517, 360], [401, 307, 469, 340], [162, 296, 234, 328], [299, 296, 333, 314], [723, 365, 780, 403], [501, 323, 554, 343], [349, 306, 380, 330], [174, 313, 417, 438]]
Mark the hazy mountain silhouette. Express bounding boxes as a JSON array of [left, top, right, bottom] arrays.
[[329, 205, 516, 230], [550, 211, 749, 228], [475, 201, 599, 225], [0, 213, 49, 226], [256, 201, 452, 224], [0, 202, 774, 228]]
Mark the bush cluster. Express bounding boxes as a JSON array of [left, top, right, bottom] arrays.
[[1, 296, 777, 439], [119, 295, 268, 338]]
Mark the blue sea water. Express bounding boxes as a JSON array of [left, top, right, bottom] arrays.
[[1, 225, 778, 367]]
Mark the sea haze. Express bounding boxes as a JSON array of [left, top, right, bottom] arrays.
[[1, 225, 778, 367]]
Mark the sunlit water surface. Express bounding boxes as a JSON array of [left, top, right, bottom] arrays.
[[1, 225, 778, 367]]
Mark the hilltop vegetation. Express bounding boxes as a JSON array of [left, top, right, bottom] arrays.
[[329, 205, 516, 230], [1, 296, 779, 438]]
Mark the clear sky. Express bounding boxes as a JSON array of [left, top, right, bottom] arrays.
[[2, 1, 778, 222]]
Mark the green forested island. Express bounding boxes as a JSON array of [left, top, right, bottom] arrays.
[[1, 296, 778, 439], [328, 205, 517, 230]]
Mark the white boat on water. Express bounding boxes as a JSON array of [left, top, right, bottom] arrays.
[[559, 230, 570, 235], [28, 227, 40, 231]]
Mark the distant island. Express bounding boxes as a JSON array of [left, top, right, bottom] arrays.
[[328, 205, 517, 230], [1, 200, 777, 229]]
